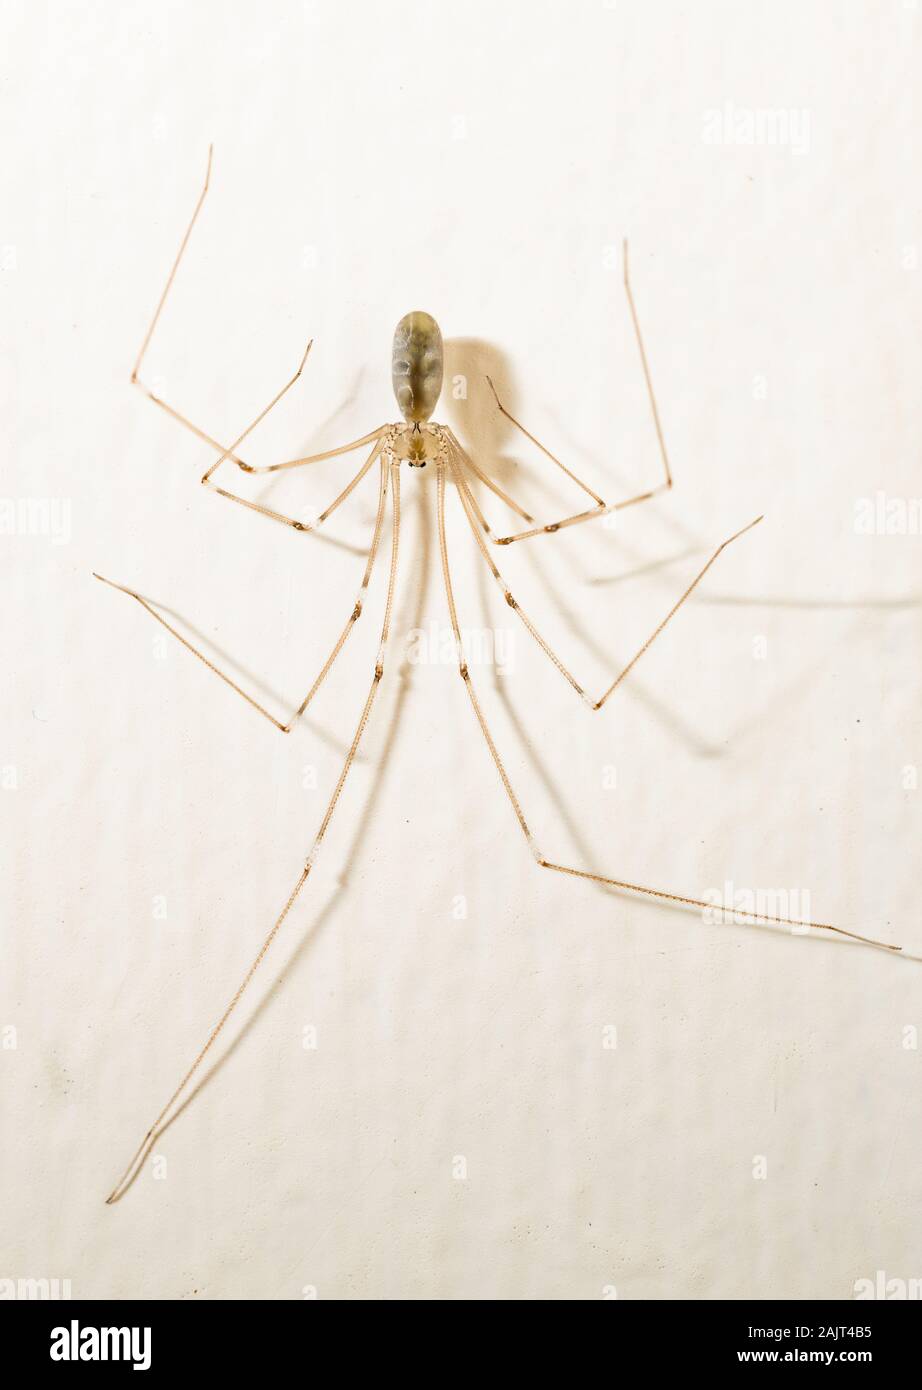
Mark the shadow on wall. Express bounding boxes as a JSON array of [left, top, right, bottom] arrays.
[[442, 336, 526, 494]]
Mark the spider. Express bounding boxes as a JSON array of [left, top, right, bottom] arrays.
[[97, 149, 901, 1204]]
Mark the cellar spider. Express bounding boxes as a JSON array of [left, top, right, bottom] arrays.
[[97, 149, 901, 1204]]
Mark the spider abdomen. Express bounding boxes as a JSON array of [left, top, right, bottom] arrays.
[[391, 311, 443, 424]]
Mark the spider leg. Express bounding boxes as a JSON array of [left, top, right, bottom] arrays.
[[104, 460, 402, 1204], [196, 341, 389, 532], [131, 145, 251, 468], [236, 426, 389, 476], [94, 454, 390, 734], [476, 240, 673, 545], [441, 427, 534, 527], [204, 421, 388, 532], [131, 146, 381, 483], [435, 457, 900, 956], [447, 444, 761, 710]]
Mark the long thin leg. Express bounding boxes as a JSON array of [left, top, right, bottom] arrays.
[[447, 445, 761, 710], [442, 428, 534, 527], [435, 458, 900, 955], [130, 145, 251, 469], [104, 459, 402, 1204], [473, 240, 673, 545], [196, 342, 388, 533], [237, 426, 389, 476], [137, 207, 325, 528], [204, 425, 386, 533], [94, 455, 390, 734], [130, 147, 385, 486], [484, 377, 606, 506]]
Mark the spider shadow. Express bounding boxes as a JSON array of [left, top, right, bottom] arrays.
[[466, 552, 918, 958], [105, 479, 432, 1204], [442, 339, 921, 953], [700, 591, 922, 752], [439, 342, 755, 934], [443, 341, 922, 764], [104, 588, 364, 760], [443, 337, 728, 759]]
